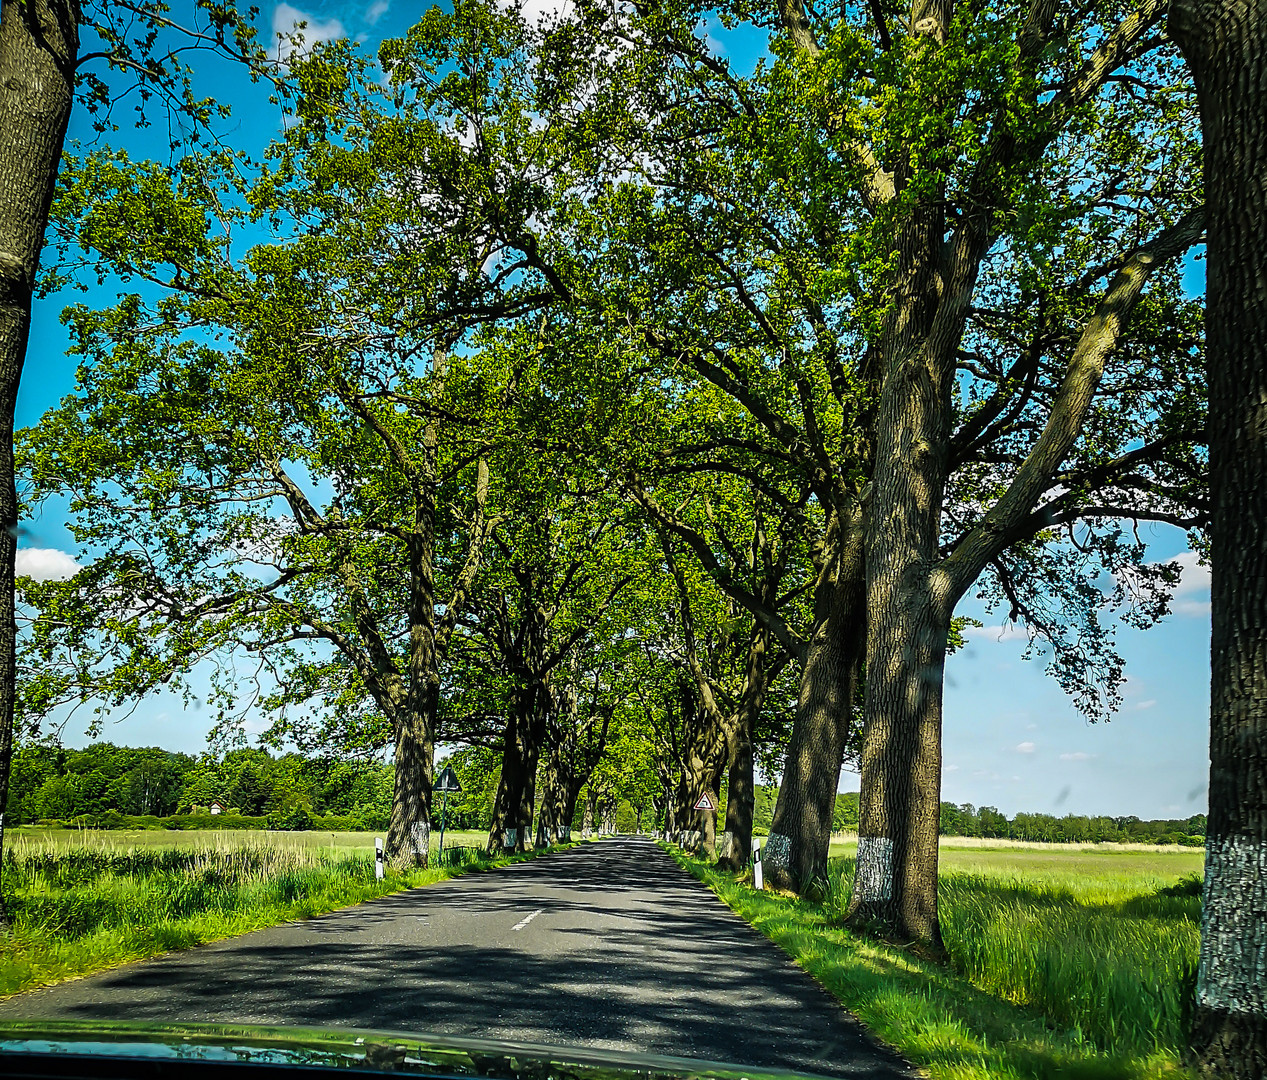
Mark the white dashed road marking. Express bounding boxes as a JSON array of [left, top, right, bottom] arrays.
[[511, 909, 543, 932]]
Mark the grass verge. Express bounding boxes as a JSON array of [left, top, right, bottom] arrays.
[[665, 845, 1195, 1080], [1, 841, 570, 999]]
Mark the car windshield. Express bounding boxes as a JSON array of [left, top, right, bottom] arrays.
[[1, 2, 1253, 1079]]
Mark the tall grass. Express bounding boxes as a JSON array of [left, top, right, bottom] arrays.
[[0, 838, 496, 998], [668, 844, 1197, 1079], [824, 857, 1200, 1055]]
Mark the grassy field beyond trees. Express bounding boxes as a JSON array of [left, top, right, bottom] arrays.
[[0, 829, 544, 999], [675, 840, 1204, 1078]]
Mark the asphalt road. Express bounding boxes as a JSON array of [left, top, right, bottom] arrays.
[[0, 837, 914, 1078]]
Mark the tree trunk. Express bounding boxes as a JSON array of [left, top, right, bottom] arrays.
[[845, 580, 950, 953], [487, 702, 526, 854], [718, 724, 754, 872], [385, 706, 433, 869], [582, 785, 596, 838], [845, 205, 957, 948], [0, 0, 79, 928], [659, 781, 673, 840], [699, 777, 720, 858], [487, 682, 546, 854], [765, 520, 865, 893], [718, 628, 787, 872], [385, 434, 444, 869], [560, 775, 585, 841], [537, 674, 577, 845], [1171, 2, 1267, 1072]]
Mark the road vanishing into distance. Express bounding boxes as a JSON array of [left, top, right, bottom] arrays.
[[0, 838, 914, 1079]]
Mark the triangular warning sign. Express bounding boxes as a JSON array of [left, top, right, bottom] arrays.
[[694, 792, 715, 811], [435, 766, 463, 793]]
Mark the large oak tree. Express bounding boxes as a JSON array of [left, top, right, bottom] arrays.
[[1170, 0, 1267, 1073]]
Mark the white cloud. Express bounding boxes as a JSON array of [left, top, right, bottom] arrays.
[[1060, 751, 1095, 761], [365, 0, 389, 23], [964, 620, 1031, 643], [944, 763, 960, 772], [1015, 741, 1036, 754], [1134, 699, 1158, 711], [272, 3, 346, 62], [15, 547, 79, 581], [1166, 550, 1212, 617], [498, 0, 573, 26]]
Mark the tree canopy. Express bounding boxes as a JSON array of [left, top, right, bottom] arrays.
[[13, 0, 1209, 962]]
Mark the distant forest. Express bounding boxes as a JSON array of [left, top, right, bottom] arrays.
[[6, 743, 395, 831], [6, 743, 1206, 846]]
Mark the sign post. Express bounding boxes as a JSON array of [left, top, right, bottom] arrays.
[[434, 765, 463, 861]]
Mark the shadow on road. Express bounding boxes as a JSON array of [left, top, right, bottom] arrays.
[[1, 839, 913, 1080]]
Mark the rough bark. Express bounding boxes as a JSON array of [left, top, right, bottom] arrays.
[[657, 777, 674, 839], [0, 0, 79, 928], [718, 627, 789, 871], [385, 457, 439, 869], [385, 706, 433, 869], [717, 722, 754, 871], [674, 713, 726, 854], [765, 516, 866, 893], [847, 581, 952, 949], [699, 774, 721, 858], [1171, 1, 1267, 1073], [486, 681, 544, 853], [846, 206, 956, 945], [535, 682, 570, 847]]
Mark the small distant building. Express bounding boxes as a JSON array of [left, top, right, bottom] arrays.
[[209, 801, 224, 816]]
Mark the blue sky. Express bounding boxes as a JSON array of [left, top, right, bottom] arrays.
[[17, 1, 1211, 821]]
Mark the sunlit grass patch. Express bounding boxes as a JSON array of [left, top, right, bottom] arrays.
[[7, 826, 490, 856], [0, 838, 560, 998], [668, 845, 1197, 1080]]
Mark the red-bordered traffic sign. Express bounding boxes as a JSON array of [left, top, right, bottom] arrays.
[[693, 792, 715, 811]]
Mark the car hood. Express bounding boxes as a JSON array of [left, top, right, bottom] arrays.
[[0, 1019, 835, 1080]]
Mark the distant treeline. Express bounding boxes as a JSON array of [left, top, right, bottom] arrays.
[[814, 792, 1201, 845], [937, 802, 1206, 846], [6, 743, 394, 830], [8, 745, 1207, 846]]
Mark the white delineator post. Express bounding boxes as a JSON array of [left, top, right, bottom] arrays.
[[752, 837, 763, 891], [375, 837, 384, 880]]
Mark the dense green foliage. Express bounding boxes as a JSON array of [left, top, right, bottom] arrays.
[[5, 744, 392, 828], [938, 803, 1207, 846], [8, 743, 1205, 849]]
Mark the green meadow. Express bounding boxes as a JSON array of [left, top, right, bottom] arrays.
[[0, 827, 538, 999], [5, 826, 489, 857], [674, 838, 1205, 1079]]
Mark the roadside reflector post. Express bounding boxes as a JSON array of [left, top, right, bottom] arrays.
[[752, 837, 763, 891], [375, 837, 384, 880]]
